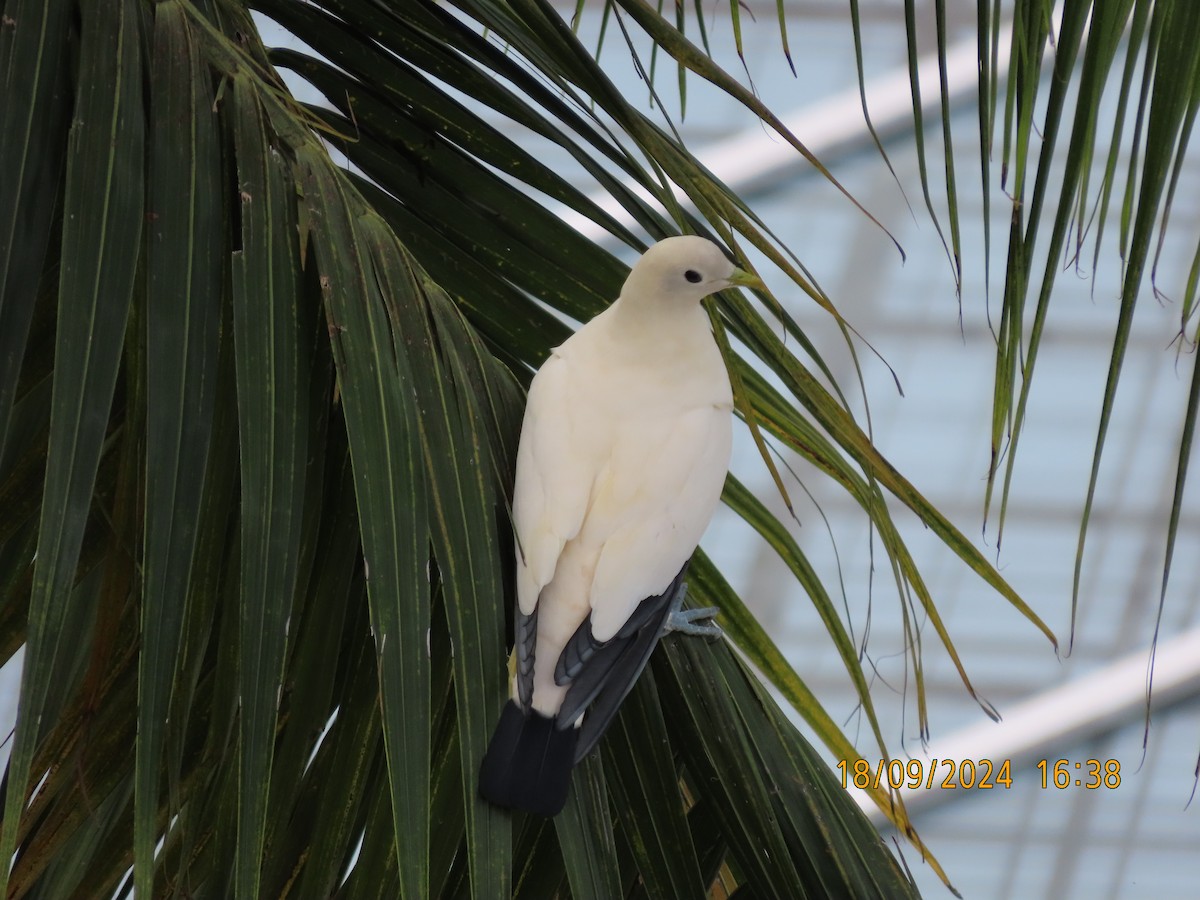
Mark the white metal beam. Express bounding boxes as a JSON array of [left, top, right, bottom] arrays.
[[560, 28, 1011, 242], [853, 626, 1200, 824]]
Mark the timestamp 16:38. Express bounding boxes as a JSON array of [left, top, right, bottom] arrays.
[[1037, 758, 1122, 789], [835, 758, 1123, 791]]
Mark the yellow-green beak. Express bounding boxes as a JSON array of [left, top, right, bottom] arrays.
[[726, 267, 765, 292]]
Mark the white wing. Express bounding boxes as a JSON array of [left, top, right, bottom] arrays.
[[584, 403, 732, 641], [511, 353, 596, 616]]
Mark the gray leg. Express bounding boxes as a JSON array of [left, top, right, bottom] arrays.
[[662, 584, 722, 639]]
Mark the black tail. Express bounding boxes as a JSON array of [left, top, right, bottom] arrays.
[[479, 701, 578, 817]]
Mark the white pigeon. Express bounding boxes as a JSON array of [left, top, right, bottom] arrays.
[[478, 235, 762, 816]]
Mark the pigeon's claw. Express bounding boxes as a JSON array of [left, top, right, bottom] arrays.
[[660, 585, 721, 638]]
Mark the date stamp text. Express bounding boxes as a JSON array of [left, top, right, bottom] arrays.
[[837, 758, 1122, 791]]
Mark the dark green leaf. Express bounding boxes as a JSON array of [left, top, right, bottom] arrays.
[[135, 4, 224, 893], [230, 74, 312, 900], [0, 0, 143, 889]]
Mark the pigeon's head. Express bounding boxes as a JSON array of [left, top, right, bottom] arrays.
[[622, 236, 762, 305]]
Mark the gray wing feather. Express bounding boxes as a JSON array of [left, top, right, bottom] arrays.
[[515, 604, 538, 710], [553, 564, 690, 763]]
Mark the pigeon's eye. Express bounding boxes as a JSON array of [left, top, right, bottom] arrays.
[[684, 270, 703, 284]]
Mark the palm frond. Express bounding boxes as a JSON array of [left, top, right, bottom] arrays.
[[15, 0, 1196, 896]]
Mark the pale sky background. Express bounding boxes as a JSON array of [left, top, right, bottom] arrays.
[[547, 3, 1200, 897]]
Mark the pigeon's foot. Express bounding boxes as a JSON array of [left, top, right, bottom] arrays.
[[661, 584, 722, 639]]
